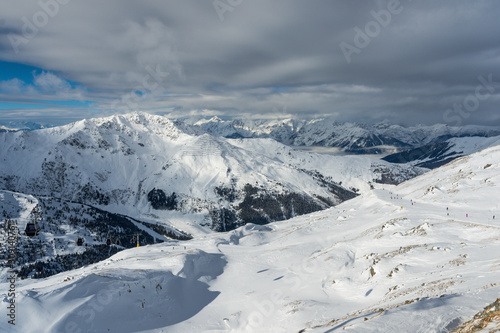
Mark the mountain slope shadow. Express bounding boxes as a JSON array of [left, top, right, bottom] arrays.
[[44, 251, 227, 332]]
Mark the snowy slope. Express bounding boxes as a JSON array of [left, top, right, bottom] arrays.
[[0, 191, 37, 232], [0, 189, 194, 281], [230, 138, 422, 188], [0, 112, 423, 234], [3, 144, 499, 332], [383, 135, 500, 169]]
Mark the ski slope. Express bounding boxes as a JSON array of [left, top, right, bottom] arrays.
[[2, 145, 500, 332]]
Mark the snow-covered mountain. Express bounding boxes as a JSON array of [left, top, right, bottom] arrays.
[[0, 112, 422, 236], [192, 117, 305, 144], [193, 116, 500, 153], [383, 135, 500, 169], [0, 121, 53, 132], [2, 141, 499, 332]]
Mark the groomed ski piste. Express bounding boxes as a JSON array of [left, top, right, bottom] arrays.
[[2, 145, 500, 332]]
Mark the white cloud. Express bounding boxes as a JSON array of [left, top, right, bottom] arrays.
[[33, 71, 72, 91], [0, 78, 25, 93], [0, 72, 85, 102]]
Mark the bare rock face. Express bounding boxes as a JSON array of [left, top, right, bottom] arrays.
[[452, 298, 500, 333]]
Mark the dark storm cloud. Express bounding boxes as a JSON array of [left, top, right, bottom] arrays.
[[0, 0, 499, 125]]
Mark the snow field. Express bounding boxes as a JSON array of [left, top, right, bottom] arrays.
[[1, 127, 500, 332]]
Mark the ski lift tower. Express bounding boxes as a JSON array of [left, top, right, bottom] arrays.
[[132, 232, 142, 247]]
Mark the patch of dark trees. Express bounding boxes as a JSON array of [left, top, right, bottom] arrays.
[[147, 188, 177, 210], [15, 245, 121, 279], [209, 184, 331, 232]]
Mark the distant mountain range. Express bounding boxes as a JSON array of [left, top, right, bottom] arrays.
[[190, 116, 500, 168], [191, 116, 500, 153], [0, 120, 53, 132], [6, 116, 500, 153]]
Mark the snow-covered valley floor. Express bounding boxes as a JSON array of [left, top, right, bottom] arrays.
[[2, 145, 500, 332]]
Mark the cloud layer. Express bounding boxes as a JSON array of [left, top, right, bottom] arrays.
[[1, 0, 499, 125]]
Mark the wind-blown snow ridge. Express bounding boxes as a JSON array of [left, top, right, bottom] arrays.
[[2, 143, 499, 332]]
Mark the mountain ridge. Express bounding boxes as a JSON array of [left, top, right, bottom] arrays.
[[191, 116, 500, 152], [0, 112, 423, 235], [6, 114, 500, 153]]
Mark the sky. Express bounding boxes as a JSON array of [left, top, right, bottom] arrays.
[[0, 0, 500, 127]]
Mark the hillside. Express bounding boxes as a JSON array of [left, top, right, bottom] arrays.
[[0, 112, 423, 235], [383, 135, 500, 169], [2, 144, 499, 332]]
